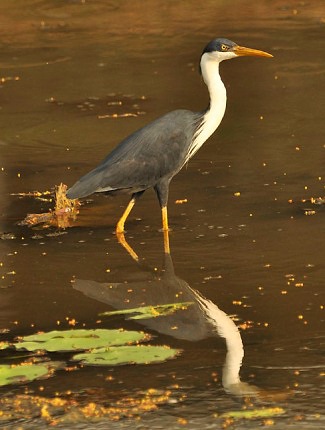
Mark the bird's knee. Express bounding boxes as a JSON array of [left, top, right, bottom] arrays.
[[116, 223, 124, 234]]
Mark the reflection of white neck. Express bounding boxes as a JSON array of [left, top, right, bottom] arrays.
[[187, 54, 227, 160], [193, 289, 259, 396], [193, 291, 243, 388]]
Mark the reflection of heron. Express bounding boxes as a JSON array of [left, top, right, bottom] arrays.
[[67, 38, 272, 252], [73, 241, 259, 397]]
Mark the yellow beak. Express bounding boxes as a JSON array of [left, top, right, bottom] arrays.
[[233, 45, 273, 58]]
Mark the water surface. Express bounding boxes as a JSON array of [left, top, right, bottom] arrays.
[[0, 1, 324, 428]]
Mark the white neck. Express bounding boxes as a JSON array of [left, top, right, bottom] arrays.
[[187, 53, 227, 159]]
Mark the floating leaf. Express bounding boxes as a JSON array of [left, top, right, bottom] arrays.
[[73, 344, 181, 366], [14, 329, 150, 352], [0, 342, 9, 350], [0, 361, 63, 386], [221, 407, 285, 419], [100, 302, 193, 320]]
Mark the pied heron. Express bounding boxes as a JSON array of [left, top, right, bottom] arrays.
[[67, 38, 272, 251]]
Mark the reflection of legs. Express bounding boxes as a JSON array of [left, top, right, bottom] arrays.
[[116, 232, 139, 262], [163, 229, 170, 254], [116, 191, 144, 234], [116, 191, 144, 262], [162, 207, 170, 254]]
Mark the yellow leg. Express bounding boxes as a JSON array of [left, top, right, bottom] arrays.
[[162, 206, 169, 231], [162, 206, 170, 254], [116, 198, 135, 234], [116, 231, 139, 262]]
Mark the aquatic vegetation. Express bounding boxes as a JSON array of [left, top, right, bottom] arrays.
[[17, 183, 80, 228], [73, 344, 180, 366], [0, 329, 180, 387], [0, 388, 174, 424], [13, 329, 149, 352], [100, 302, 194, 320], [0, 362, 63, 387], [221, 407, 285, 419]]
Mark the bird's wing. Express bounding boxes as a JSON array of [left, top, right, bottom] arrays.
[[67, 110, 201, 198]]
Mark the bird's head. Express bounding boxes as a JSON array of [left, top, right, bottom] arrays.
[[200, 38, 273, 67]]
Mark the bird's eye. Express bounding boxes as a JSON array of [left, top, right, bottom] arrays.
[[221, 44, 228, 51]]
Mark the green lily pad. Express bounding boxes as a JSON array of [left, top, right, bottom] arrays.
[[0, 361, 63, 386], [73, 344, 181, 366], [100, 302, 193, 320], [14, 329, 150, 352], [221, 407, 285, 419]]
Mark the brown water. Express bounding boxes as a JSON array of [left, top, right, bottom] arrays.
[[0, 0, 324, 428]]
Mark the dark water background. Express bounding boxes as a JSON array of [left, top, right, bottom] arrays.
[[0, 0, 324, 428]]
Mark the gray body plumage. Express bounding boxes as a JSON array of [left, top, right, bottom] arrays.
[[66, 38, 272, 230], [66, 109, 203, 202]]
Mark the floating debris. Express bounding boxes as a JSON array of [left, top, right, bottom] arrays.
[[11, 191, 51, 198], [18, 184, 80, 229], [46, 93, 147, 119], [0, 388, 174, 424], [0, 76, 20, 83], [98, 112, 144, 119], [220, 407, 285, 419], [311, 197, 325, 205], [0, 232, 16, 240], [304, 209, 316, 216], [289, 196, 325, 215], [46, 231, 68, 237], [31, 234, 43, 240]]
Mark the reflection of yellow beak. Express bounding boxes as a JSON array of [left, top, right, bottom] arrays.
[[233, 45, 273, 58]]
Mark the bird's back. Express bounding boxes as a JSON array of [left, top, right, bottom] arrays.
[[67, 109, 202, 199]]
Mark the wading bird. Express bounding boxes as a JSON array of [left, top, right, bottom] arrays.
[[67, 38, 272, 252]]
